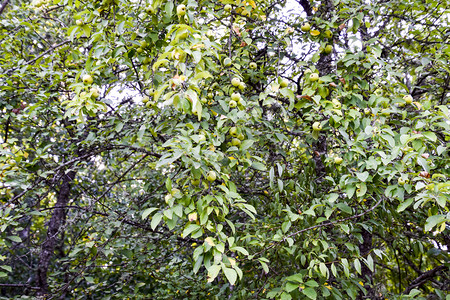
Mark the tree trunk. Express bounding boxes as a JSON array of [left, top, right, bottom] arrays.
[[36, 170, 76, 296]]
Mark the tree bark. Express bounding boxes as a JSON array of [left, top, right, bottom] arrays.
[[356, 228, 380, 299], [36, 170, 76, 296]]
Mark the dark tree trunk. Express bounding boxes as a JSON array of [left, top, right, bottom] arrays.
[[36, 170, 76, 296], [357, 228, 379, 300]]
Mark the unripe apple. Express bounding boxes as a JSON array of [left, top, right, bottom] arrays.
[[206, 170, 217, 182], [171, 188, 181, 196], [231, 138, 241, 146], [237, 133, 245, 140], [188, 212, 198, 221], [165, 193, 173, 203], [301, 23, 311, 32], [229, 127, 238, 137], [142, 96, 149, 103], [231, 77, 240, 87], [332, 98, 341, 109], [280, 78, 289, 88], [140, 40, 148, 48], [324, 30, 333, 39], [90, 87, 100, 99], [76, 19, 83, 26], [398, 177, 407, 185], [136, 47, 143, 54], [312, 121, 322, 131], [364, 108, 371, 115], [82, 74, 93, 85], [324, 45, 333, 54], [238, 82, 246, 90], [223, 57, 232, 67], [177, 4, 186, 16], [403, 94, 413, 104], [143, 57, 151, 64], [190, 178, 200, 186], [148, 88, 155, 96], [381, 109, 390, 116], [231, 92, 240, 101], [224, 4, 232, 12], [146, 5, 155, 14], [229, 100, 237, 108], [249, 62, 257, 69], [334, 157, 343, 164], [309, 73, 319, 82]]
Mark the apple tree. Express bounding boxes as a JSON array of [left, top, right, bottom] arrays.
[[0, 0, 448, 299]]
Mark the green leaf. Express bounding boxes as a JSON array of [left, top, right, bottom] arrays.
[[354, 258, 361, 274], [142, 207, 158, 219], [302, 287, 317, 300], [285, 281, 299, 293], [424, 215, 445, 232], [151, 213, 163, 230], [222, 266, 237, 285], [7, 236, 22, 243], [356, 171, 369, 182], [251, 161, 266, 171], [182, 224, 200, 237], [207, 264, 221, 282], [397, 198, 413, 212]]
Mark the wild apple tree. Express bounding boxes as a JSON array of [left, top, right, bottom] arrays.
[[0, 0, 448, 299]]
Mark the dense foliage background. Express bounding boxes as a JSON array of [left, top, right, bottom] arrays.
[[0, 0, 449, 298]]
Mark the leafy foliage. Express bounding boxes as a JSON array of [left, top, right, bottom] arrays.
[[0, 0, 449, 299]]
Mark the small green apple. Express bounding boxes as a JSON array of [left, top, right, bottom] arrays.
[[237, 133, 245, 140], [90, 87, 100, 99], [190, 179, 200, 186], [398, 177, 407, 185], [309, 73, 319, 82], [334, 157, 343, 164], [229, 100, 237, 108], [231, 92, 240, 101], [223, 57, 232, 67], [324, 45, 333, 54], [312, 121, 322, 131], [280, 78, 289, 88], [188, 212, 198, 221], [136, 47, 143, 54], [332, 98, 341, 109], [364, 108, 371, 115], [148, 88, 155, 96], [231, 138, 241, 146], [165, 193, 173, 203], [249, 62, 257, 69], [301, 23, 311, 32], [206, 170, 217, 182], [171, 188, 181, 196], [229, 127, 238, 137], [140, 40, 148, 48], [403, 94, 413, 104], [238, 82, 246, 90], [177, 4, 186, 16], [146, 5, 155, 14], [224, 4, 232, 12], [231, 77, 240, 87], [76, 19, 83, 26], [324, 30, 333, 39], [142, 96, 149, 103], [82, 74, 93, 84]]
